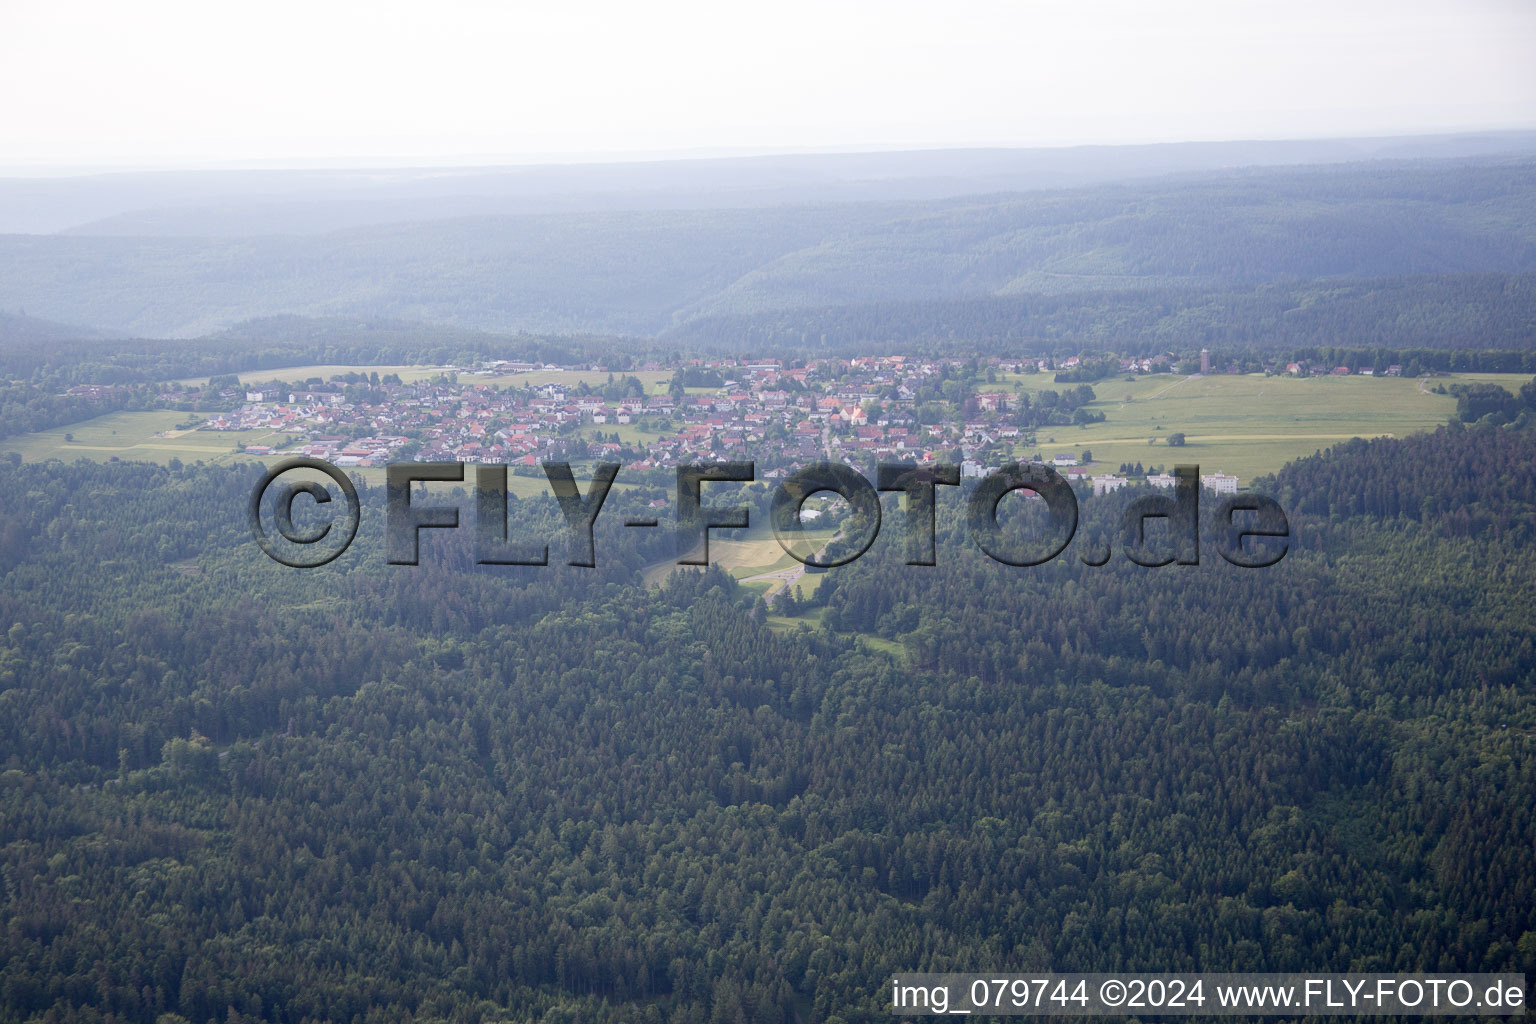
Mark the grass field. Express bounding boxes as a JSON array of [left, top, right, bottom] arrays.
[[1444, 373, 1534, 390], [1, 411, 610, 498], [785, 568, 828, 600], [763, 606, 904, 661], [2, 410, 296, 464], [1006, 373, 1528, 483], [174, 364, 451, 386], [642, 521, 838, 590], [468, 369, 671, 391], [578, 422, 670, 446], [765, 607, 828, 633]]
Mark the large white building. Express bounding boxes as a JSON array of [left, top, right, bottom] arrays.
[[1201, 472, 1239, 494]]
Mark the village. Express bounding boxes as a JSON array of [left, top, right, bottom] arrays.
[[148, 353, 1255, 492]]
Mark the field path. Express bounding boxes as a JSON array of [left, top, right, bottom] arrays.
[[739, 565, 807, 601], [60, 441, 238, 453], [1146, 374, 1199, 399], [740, 529, 841, 605], [1073, 431, 1395, 445]]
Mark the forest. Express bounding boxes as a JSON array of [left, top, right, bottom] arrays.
[[663, 273, 1536, 358], [0, 396, 1533, 1022], [2, 159, 1535, 340], [0, 314, 619, 394]]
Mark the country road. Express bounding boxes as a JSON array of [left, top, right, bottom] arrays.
[[738, 564, 808, 602], [741, 528, 842, 605]]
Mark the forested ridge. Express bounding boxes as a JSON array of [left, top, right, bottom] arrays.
[[3, 274, 1535, 400], [0, 410, 1533, 1022], [0, 317, 627, 391], [664, 273, 1536, 357], [3, 158, 1535, 339]]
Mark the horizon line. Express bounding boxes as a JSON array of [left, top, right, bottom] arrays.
[[6, 123, 1536, 179]]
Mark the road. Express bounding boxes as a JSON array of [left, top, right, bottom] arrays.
[[738, 564, 809, 604], [739, 528, 841, 605]]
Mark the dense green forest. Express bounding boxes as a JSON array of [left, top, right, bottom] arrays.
[[664, 273, 1536, 357], [3, 159, 1535, 339], [1, 404, 1533, 1022], [0, 315, 630, 390]]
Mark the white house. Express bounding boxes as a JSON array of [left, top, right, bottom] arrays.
[[1201, 472, 1239, 494]]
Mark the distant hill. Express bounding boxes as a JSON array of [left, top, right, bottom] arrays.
[[0, 310, 113, 345], [209, 315, 615, 367], [6, 131, 1536, 237], [0, 157, 1533, 339], [212, 314, 543, 349], [0, 315, 623, 384], [664, 273, 1536, 354]]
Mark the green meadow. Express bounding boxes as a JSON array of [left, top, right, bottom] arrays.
[[469, 369, 671, 391], [643, 521, 838, 590], [174, 364, 450, 386], [1003, 372, 1527, 483], [2, 410, 579, 498], [3, 410, 291, 465], [578, 422, 670, 446]]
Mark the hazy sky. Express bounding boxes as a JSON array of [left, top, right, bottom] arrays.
[[3, 0, 1535, 171]]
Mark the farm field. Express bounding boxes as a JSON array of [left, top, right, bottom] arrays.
[[174, 364, 451, 386], [1008, 372, 1529, 483], [577, 422, 669, 446], [0, 412, 606, 498], [466, 369, 671, 391], [643, 520, 838, 595], [1, 410, 293, 465]]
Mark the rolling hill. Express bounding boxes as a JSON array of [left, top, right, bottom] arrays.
[[0, 157, 1533, 340]]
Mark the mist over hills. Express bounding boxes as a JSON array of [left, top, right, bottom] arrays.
[[6, 131, 1535, 238], [663, 273, 1536, 355], [0, 147, 1533, 344], [0, 310, 115, 345]]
